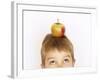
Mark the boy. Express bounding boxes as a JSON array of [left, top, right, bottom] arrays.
[[41, 34, 75, 68]]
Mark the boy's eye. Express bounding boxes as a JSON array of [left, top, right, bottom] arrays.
[[64, 59, 69, 63], [49, 60, 56, 65]]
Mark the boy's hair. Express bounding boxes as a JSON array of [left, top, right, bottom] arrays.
[[41, 34, 74, 65]]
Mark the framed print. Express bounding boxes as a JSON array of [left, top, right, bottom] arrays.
[[11, 1, 97, 78]]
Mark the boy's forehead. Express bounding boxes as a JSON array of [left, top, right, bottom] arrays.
[[46, 49, 71, 57]]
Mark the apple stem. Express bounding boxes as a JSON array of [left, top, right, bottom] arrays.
[[57, 18, 59, 23]]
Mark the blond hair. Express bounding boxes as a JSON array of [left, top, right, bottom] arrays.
[[41, 34, 74, 65]]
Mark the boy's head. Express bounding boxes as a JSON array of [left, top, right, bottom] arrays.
[[41, 34, 75, 68]]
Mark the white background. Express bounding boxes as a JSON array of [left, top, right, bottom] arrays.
[[24, 10, 92, 69], [0, 0, 100, 80]]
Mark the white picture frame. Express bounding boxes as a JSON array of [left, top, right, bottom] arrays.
[[11, 1, 97, 78]]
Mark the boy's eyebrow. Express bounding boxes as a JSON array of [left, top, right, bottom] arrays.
[[64, 55, 70, 58], [47, 55, 71, 60], [47, 57, 55, 60]]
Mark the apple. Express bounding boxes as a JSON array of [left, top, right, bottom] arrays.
[[51, 19, 65, 37]]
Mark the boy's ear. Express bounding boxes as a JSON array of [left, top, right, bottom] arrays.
[[72, 59, 75, 67], [41, 64, 44, 68], [74, 59, 75, 63]]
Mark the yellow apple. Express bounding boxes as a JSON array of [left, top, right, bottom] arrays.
[[51, 20, 65, 37]]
